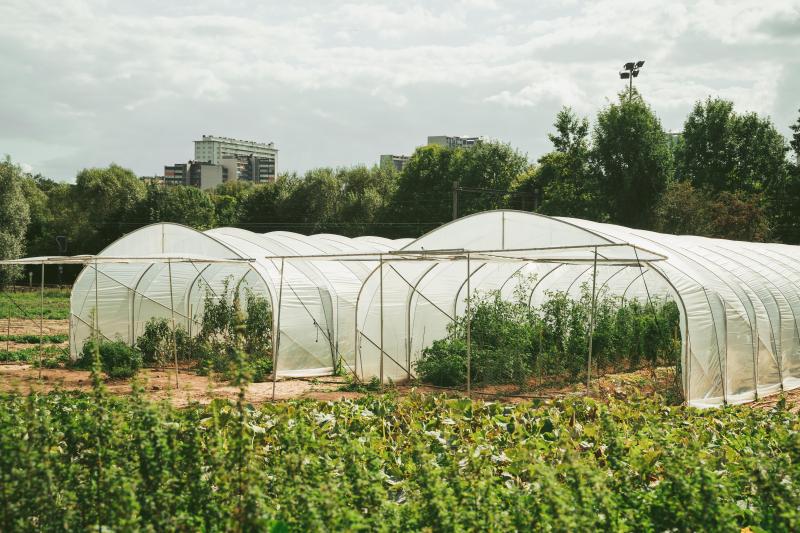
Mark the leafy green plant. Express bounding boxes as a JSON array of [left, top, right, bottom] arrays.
[[0, 333, 68, 343], [0, 392, 799, 531], [416, 281, 681, 389], [78, 339, 142, 379], [136, 317, 173, 366]]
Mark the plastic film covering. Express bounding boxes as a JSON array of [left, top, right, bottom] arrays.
[[69, 223, 409, 378], [355, 211, 800, 408]]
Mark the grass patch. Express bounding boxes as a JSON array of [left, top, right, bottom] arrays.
[[0, 288, 71, 320], [0, 345, 67, 364], [0, 334, 68, 343]]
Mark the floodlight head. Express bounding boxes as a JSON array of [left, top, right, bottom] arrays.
[[636, 60, 645, 68], [619, 72, 630, 79], [624, 62, 635, 70], [632, 69, 640, 77]]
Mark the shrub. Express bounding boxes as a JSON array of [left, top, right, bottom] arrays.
[[80, 339, 142, 379], [136, 318, 173, 366], [416, 282, 681, 388], [415, 337, 467, 387]]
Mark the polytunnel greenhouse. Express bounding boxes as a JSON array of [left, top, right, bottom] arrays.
[[55, 210, 800, 408]]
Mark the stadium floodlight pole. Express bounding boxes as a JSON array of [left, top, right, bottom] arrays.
[[619, 60, 645, 101]]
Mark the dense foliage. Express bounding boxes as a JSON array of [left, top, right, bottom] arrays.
[[1, 387, 799, 531], [78, 339, 143, 379], [0, 157, 31, 285], [131, 281, 273, 382], [416, 283, 680, 389]]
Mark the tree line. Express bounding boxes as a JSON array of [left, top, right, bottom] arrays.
[[2, 89, 800, 284]]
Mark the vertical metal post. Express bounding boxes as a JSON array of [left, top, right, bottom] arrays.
[[271, 258, 285, 401], [39, 262, 44, 379], [586, 247, 598, 394], [167, 259, 178, 389], [466, 253, 471, 396], [94, 258, 99, 337], [379, 254, 385, 386]]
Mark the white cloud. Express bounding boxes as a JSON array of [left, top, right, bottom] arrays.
[[0, 0, 798, 179]]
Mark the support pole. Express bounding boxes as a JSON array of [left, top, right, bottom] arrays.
[[586, 247, 598, 394], [39, 263, 44, 379], [167, 259, 178, 389], [466, 253, 471, 397], [271, 258, 285, 401], [94, 258, 99, 339], [379, 254, 385, 386], [6, 308, 10, 356]]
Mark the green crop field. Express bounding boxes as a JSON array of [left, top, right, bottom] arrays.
[[1, 386, 798, 531], [0, 289, 71, 320]]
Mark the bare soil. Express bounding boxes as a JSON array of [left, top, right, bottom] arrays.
[[1, 318, 796, 410], [0, 318, 69, 336], [0, 362, 681, 408]]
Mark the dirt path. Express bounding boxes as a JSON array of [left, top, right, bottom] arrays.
[[0, 318, 69, 336], [0, 364, 680, 407], [0, 364, 364, 407]]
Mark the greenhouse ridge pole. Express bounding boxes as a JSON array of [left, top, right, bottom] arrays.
[[39, 262, 44, 380], [272, 257, 285, 401], [168, 259, 179, 389], [586, 247, 598, 394]]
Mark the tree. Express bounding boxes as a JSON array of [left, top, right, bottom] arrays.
[[211, 194, 240, 227], [790, 108, 800, 161], [653, 181, 711, 236], [592, 90, 673, 228], [519, 107, 605, 220], [654, 180, 768, 241], [73, 164, 146, 252], [676, 97, 788, 194], [136, 184, 216, 229], [238, 174, 300, 231], [387, 141, 529, 232], [768, 108, 800, 244], [337, 165, 398, 236], [0, 157, 31, 285]]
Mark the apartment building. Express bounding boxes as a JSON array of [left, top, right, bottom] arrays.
[[427, 135, 483, 149], [194, 135, 278, 182], [379, 154, 411, 172]]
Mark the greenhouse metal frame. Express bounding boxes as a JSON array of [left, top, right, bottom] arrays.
[[4, 210, 800, 408]]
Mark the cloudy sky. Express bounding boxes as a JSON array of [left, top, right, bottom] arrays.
[[1, 0, 798, 181]]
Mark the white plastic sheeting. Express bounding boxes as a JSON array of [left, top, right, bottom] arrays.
[[354, 211, 800, 408], [69, 223, 411, 378], [67, 211, 800, 408]]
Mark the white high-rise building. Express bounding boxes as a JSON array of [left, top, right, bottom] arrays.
[[194, 135, 278, 181]]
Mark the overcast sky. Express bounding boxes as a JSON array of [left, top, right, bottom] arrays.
[[1, 0, 798, 181]]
